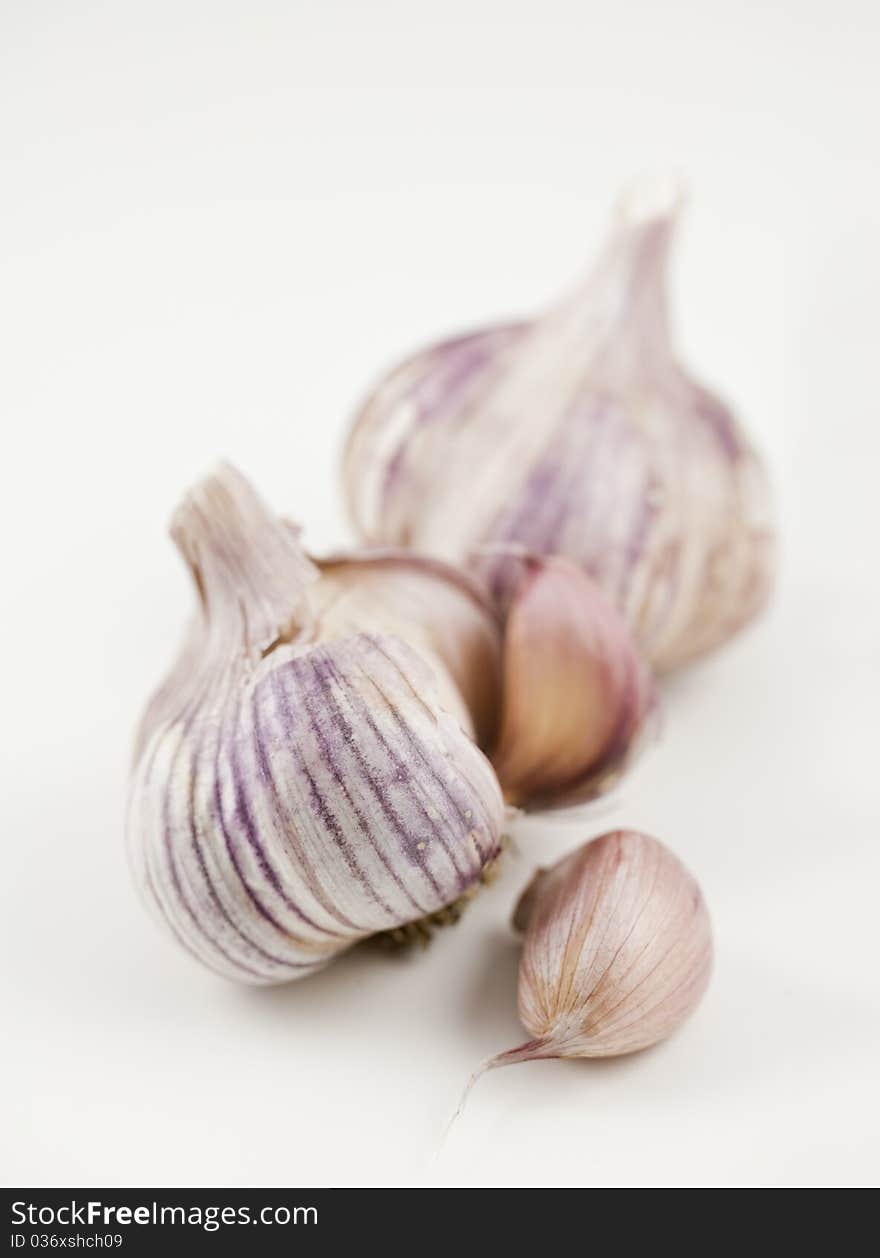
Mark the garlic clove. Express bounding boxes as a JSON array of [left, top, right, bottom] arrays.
[[513, 830, 712, 1060], [451, 830, 712, 1119], [342, 179, 776, 671], [127, 464, 505, 985], [491, 557, 656, 809]]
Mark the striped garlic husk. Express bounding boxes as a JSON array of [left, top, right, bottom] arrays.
[[127, 465, 505, 984]]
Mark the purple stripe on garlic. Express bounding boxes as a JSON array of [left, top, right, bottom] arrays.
[[343, 180, 776, 671]]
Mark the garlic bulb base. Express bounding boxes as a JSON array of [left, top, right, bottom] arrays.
[[372, 848, 503, 950]]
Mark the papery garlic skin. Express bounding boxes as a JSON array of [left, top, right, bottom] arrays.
[[492, 556, 656, 809], [343, 182, 775, 671], [127, 465, 504, 985], [511, 830, 712, 1059]]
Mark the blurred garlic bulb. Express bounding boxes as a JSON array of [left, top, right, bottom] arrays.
[[127, 464, 505, 984], [343, 180, 775, 671], [492, 556, 656, 808], [498, 830, 712, 1070]]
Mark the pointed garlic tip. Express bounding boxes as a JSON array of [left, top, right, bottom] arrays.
[[573, 173, 685, 359], [169, 461, 318, 655], [491, 557, 656, 809], [446, 1036, 556, 1133], [616, 172, 687, 228], [513, 830, 713, 1059], [128, 467, 506, 985]]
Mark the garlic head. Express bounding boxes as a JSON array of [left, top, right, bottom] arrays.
[[127, 464, 505, 984]]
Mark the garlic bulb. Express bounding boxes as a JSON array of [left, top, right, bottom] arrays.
[[475, 831, 712, 1083], [492, 556, 656, 808], [127, 464, 505, 984], [343, 181, 775, 671]]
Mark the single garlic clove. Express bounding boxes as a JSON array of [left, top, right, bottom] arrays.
[[512, 830, 712, 1060], [127, 464, 505, 985], [491, 556, 656, 809], [342, 179, 776, 672]]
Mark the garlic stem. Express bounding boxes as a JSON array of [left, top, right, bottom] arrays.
[[552, 178, 680, 372], [170, 462, 318, 657]]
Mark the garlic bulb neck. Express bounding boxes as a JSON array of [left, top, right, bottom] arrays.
[[170, 463, 317, 658], [553, 178, 679, 370]]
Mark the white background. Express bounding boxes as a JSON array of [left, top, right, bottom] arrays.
[[2, 0, 879, 1188]]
